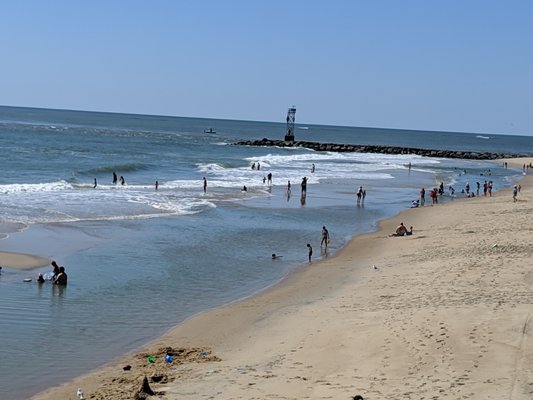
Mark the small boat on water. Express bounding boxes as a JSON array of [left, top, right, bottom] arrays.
[[204, 128, 216, 134]]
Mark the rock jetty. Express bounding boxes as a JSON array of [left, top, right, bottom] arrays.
[[235, 138, 527, 160]]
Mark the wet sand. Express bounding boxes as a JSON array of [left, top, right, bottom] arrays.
[[32, 158, 533, 400]]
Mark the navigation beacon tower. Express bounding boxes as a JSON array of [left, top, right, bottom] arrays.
[[284, 106, 296, 143]]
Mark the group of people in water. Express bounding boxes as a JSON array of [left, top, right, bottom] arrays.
[[93, 172, 126, 189], [37, 260, 68, 285], [414, 178, 497, 208], [307, 225, 330, 263], [112, 172, 125, 186], [272, 225, 330, 264], [99, 162, 312, 198]]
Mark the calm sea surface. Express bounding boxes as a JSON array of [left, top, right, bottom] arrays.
[[0, 106, 529, 399]]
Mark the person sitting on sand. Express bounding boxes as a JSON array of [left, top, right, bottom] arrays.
[[391, 222, 408, 236], [53, 266, 68, 286], [406, 226, 413, 236]]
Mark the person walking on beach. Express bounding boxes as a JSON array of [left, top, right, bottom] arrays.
[[321, 226, 330, 249], [430, 188, 438, 204], [513, 185, 518, 202], [203, 177, 207, 193], [307, 243, 313, 263]]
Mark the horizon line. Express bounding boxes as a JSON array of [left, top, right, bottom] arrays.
[[0, 103, 529, 139]]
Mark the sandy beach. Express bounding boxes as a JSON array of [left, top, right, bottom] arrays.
[[0, 251, 50, 270], [32, 158, 533, 400]]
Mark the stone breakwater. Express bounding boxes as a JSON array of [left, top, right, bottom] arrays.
[[235, 138, 528, 160]]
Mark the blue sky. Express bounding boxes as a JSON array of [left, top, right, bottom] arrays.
[[1, 1, 532, 136]]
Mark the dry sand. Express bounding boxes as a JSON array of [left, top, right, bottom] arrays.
[[0, 250, 50, 270], [32, 158, 533, 400]]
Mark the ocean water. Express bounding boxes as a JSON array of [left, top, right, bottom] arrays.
[[0, 106, 529, 399]]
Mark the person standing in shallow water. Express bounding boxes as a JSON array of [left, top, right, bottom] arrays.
[[51, 261, 60, 281], [53, 266, 67, 285], [307, 243, 313, 263], [203, 177, 207, 193], [321, 226, 330, 249], [356, 186, 363, 204], [112, 172, 117, 185], [301, 177, 307, 195]]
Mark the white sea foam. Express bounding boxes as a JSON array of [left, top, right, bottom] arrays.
[[0, 149, 446, 226], [1, 180, 72, 193], [246, 151, 440, 167], [196, 151, 442, 188], [0, 180, 215, 224]]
